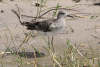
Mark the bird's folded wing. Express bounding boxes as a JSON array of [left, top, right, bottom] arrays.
[[25, 20, 54, 32]]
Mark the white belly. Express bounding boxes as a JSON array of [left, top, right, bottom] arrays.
[[37, 26, 65, 37]]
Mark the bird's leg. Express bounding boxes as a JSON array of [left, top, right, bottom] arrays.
[[51, 37, 54, 53], [48, 37, 51, 49]]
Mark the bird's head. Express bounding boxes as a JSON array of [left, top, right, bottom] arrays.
[[57, 10, 73, 19]]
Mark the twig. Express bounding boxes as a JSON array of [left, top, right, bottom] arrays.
[[15, 4, 21, 20], [32, 8, 79, 21], [21, 14, 51, 19], [38, 8, 79, 18], [11, 10, 23, 25], [15, 4, 24, 25]]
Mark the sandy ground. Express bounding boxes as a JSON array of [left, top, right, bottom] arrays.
[[0, 0, 100, 67]]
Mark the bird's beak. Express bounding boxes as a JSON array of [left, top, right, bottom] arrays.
[[67, 15, 74, 18]]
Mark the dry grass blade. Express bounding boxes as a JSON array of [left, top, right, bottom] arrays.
[[0, 51, 11, 55], [72, 44, 84, 57], [95, 25, 100, 30], [25, 31, 32, 43], [16, 36, 27, 51], [32, 61, 37, 67], [31, 45, 42, 57], [67, 40, 84, 57], [74, 15, 91, 19], [4, 24, 17, 50], [79, 44, 87, 47], [48, 49, 62, 67], [1, 61, 4, 67], [91, 14, 98, 19], [5, 32, 9, 43], [23, 61, 31, 65], [17, 31, 38, 50]]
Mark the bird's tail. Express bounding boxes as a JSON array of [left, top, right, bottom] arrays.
[[24, 22, 35, 30]]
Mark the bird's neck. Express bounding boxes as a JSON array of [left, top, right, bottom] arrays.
[[57, 17, 64, 20], [56, 18, 66, 24]]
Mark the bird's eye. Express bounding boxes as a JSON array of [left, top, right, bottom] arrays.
[[60, 13, 65, 14]]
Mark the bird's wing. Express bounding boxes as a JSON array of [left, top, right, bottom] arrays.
[[25, 20, 54, 32]]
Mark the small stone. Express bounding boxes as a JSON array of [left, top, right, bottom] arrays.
[[1, 10, 4, 13], [94, 3, 100, 6], [72, 0, 80, 3], [35, 3, 40, 7], [11, 0, 14, 1]]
